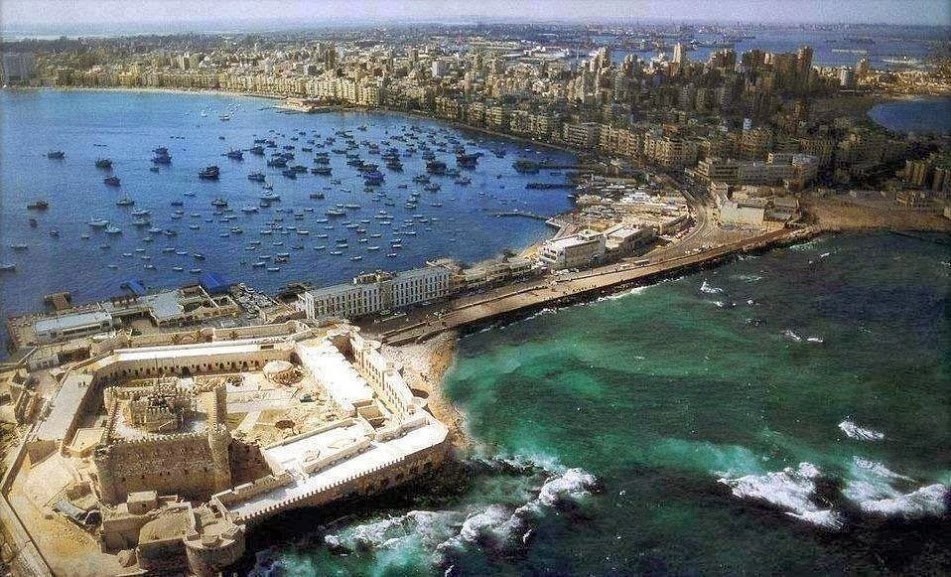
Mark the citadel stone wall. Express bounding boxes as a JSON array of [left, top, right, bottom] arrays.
[[94, 428, 231, 505]]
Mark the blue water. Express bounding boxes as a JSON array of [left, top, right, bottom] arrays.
[[0, 90, 574, 319], [867, 98, 951, 134]]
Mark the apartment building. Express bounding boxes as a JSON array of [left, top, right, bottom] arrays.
[[298, 266, 452, 320]]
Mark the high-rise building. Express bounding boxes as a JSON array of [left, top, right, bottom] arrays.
[[673, 42, 688, 65], [796, 46, 813, 77], [839, 66, 856, 89], [856, 57, 870, 79]]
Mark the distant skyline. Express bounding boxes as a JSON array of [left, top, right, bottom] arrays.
[[1, 0, 950, 35]]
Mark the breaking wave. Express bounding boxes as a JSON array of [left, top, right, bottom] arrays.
[[597, 285, 649, 302], [838, 419, 885, 441], [718, 454, 947, 532], [718, 462, 843, 530], [321, 453, 600, 569], [842, 457, 947, 520]]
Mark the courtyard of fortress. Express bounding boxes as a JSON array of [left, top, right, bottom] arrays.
[[1, 321, 449, 576]]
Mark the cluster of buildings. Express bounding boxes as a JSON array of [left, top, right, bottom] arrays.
[[0, 321, 448, 576], [899, 152, 951, 209], [5, 23, 943, 194]]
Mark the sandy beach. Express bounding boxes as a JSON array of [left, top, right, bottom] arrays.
[[384, 332, 473, 453]]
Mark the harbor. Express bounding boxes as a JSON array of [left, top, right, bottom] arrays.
[[0, 90, 576, 331]]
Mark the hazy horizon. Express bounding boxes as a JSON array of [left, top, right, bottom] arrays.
[[2, 0, 949, 38]]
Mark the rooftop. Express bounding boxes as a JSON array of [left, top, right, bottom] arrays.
[[34, 311, 112, 334]]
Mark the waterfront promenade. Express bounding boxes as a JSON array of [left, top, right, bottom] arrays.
[[370, 227, 812, 345]]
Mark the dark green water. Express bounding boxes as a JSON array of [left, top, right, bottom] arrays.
[[255, 232, 949, 576]]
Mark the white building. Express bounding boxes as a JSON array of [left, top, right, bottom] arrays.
[[603, 225, 655, 255], [34, 311, 115, 344], [298, 266, 451, 320], [538, 230, 606, 270]]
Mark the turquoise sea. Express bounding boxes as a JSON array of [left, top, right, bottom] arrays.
[[248, 232, 950, 576]]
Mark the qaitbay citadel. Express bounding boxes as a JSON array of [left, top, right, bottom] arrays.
[[2, 322, 449, 575]]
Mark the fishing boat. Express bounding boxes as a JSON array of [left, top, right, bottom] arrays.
[[105, 226, 122, 235], [27, 200, 49, 211], [211, 198, 228, 208], [104, 176, 121, 187], [224, 150, 244, 160], [199, 166, 220, 180], [0, 263, 17, 272], [116, 197, 135, 207], [96, 158, 113, 169], [47, 151, 65, 159], [89, 219, 109, 229]]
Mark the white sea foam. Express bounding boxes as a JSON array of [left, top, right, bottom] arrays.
[[324, 455, 599, 567], [597, 286, 648, 302], [538, 468, 600, 507], [787, 508, 844, 530], [838, 419, 885, 441], [782, 329, 802, 342], [718, 462, 842, 530], [842, 456, 947, 519], [700, 280, 724, 294], [857, 484, 947, 518]]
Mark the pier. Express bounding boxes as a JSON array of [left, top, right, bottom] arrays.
[[371, 228, 814, 345], [490, 210, 549, 221]]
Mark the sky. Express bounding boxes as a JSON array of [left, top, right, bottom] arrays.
[[1, 0, 949, 34]]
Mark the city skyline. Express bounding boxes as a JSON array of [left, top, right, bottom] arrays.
[[2, 0, 950, 36]]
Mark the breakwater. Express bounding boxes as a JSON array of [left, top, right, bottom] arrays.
[[377, 227, 815, 345]]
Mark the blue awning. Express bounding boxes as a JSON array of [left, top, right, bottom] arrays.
[[122, 279, 147, 295]]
